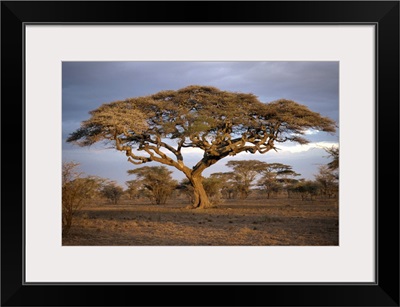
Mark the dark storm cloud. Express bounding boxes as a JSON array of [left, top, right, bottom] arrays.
[[202, 61, 339, 122], [62, 61, 339, 185], [63, 61, 339, 121]]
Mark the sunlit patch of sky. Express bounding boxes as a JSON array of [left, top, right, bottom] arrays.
[[62, 61, 339, 187]]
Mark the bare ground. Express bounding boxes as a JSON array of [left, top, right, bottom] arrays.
[[63, 199, 339, 246], [63, 197, 338, 246]]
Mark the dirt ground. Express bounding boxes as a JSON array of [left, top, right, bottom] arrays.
[[63, 196, 339, 246]]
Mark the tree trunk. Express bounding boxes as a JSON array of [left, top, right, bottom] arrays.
[[188, 175, 212, 209]]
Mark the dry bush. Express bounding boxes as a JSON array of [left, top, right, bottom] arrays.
[[62, 162, 102, 234]]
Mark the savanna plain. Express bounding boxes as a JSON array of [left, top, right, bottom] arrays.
[[63, 195, 338, 246]]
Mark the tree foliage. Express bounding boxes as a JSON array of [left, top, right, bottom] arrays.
[[315, 165, 338, 198], [210, 172, 238, 199], [125, 180, 139, 200], [257, 163, 301, 198], [225, 160, 268, 199], [128, 166, 178, 205], [324, 146, 339, 170], [289, 180, 321, 201], [67, 85, 336, 208], [62, 162, 102, 234], [101, 182, 124, 204], [202, 176, 224, 205]]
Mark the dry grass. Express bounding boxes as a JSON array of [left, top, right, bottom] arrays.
[[63, 197, 339, 246]]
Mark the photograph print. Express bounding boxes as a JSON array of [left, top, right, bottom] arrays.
[[62, 61, 339, 246]]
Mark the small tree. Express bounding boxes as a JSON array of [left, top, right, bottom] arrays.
[[125, 180, 139, 200], [62, 162, 102, 234], [315, 165, 338, 198], [202, 176, 224, 205], [210, 172, 237, 199], [101, 182, 124, 204], [257, 163, 300, 198], [324, 145, 339, 171], [128, 166, 178, 205], [225, 160, 268, 199], [259, 177, 283, 199], [290, 180, 321, 201]]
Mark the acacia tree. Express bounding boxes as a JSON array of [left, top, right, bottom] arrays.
[[315, 165, 338, 198], [67, 85, 336, 209], [128, 166, 178, 205], [202, 176, 224, 205], [210, 172, 237, 199], [325, 146, 339, 171], [225, 160, 268, 199], [257, 163, 301, 198], [290, 180, 321, 201], [101, 182, 124, 204], [125, 180, 139, 200], [62, 162, 103, 234]]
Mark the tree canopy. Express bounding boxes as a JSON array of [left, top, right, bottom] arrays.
[[128, 166, 178, 205], [62, 162, 103, 234], [67, 85, 336, 208], [257, 163, 301, 198], [324, 146, 339, 171], [101, 182, 124, 205], [224, 160, 269, 199]]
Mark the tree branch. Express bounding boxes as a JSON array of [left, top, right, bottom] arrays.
[[147, 135, 184, 163]]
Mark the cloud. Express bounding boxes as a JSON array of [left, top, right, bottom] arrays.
[[274, 141, 339, 154], [62, 61, 339, 122], [181, 147, 204, 155], [303, 129, 319, 135]]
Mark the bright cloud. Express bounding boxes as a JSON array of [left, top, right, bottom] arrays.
[[274, 141, 339, 154], [303, 129, 319, 135], [174, 141, 339, 156]]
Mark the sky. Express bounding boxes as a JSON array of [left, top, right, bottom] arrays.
[[62, 61, 339, 188]]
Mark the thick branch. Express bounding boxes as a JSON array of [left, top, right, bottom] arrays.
[[147, 135, 184, 163], [116, 137, 151, 164], [116, 136, 190, 173]]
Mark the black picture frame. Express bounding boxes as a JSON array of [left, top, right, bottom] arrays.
[[1, 1, 399, 306]]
